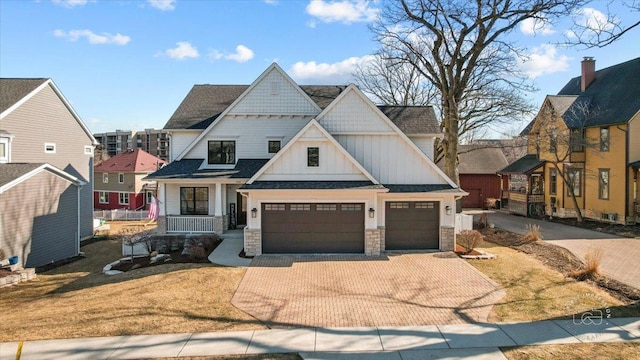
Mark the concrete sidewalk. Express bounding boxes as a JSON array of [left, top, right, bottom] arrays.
[[1, 318, 638, 359], [207, 229, 251, 267]]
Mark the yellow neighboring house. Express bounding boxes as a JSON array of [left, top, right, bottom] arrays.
[[500, 57, 640, 225]]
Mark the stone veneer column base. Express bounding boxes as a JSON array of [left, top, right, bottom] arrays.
[[156, 216, 167, 234], [365, 229, 381, 256], [213, 216, 225, 235], [378, 226, 386, 252], [440, 226, 455, 251], [223, 214, 230, 231], [244, 228, 262, 256]]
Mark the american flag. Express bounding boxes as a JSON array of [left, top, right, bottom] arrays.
[[148, 195, 159, 220]]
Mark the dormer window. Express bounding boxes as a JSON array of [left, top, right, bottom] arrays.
[[208, 140, 236, 165], [307, 147, 319, 167]]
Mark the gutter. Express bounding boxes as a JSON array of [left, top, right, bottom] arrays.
[[77, 183, 81, 256]]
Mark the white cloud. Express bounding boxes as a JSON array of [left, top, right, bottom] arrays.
[[147, 0, 176, 11], [263, 0, 278, 4], [518, 44, 571, 78], [519, 17, 555, 35], [574, 7, 617, 32], [208, 45, 255, 63], [226, 45, 254, 63], [306, 0, 379, 25], [289, 55, 375, 84], [52, 0, 94, 8], [53, 29, 131, 45], [164, 42, 199, 60]]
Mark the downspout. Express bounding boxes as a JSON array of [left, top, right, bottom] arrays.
[[77, 183, 81, 255]]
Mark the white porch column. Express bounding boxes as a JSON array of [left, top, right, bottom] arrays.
[[214, 183, 223, 216]]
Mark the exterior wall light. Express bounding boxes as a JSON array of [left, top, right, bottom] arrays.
[[368, 207, 375, 218], [445, 205, 452, 215], [251, 208, 258, 218]]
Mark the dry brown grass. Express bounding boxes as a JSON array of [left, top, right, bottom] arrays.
[[523, 223, 542, 243], [570, 247, 604, 281], [467, 242, 624, 322], [0, 237, 265, 342], [502, 342, 640, 360]]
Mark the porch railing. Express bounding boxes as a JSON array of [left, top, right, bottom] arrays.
[[94, 209, 148, 221], [167, 216, 216, 233]]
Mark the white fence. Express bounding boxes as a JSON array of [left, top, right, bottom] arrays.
[[455, 213, 474, 234], [167, 216, 216, 233], [94, 209, 149, 221]]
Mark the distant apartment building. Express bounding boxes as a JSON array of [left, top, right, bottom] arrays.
[[94, 128, 170, 162]]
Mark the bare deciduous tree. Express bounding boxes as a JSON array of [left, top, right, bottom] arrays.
[[565, 0, 640, 48], [369, 0, 586, 184]]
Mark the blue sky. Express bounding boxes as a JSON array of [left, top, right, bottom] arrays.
[[1, 0, 638, 136]]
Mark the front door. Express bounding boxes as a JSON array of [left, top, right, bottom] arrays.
[[237, 192, 247, 225]]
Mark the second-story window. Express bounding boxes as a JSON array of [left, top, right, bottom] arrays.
[[103, 173, 109, 183], [208, 140, 235, 164], [549, 168, 557, 195], [268, 140, 281, 154], [118, 173, 124, 183], [600, 127, 610, 152], [571, 129, 585, 152], [307, 147, 319, 167]]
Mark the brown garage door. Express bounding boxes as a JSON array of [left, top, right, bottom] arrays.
[[262, 203, 364, 253], [386, 201, 439, 250]]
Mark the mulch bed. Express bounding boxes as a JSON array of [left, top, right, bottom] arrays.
[[454, 243, 483, 256], [111, 237, 222, 272], [480, 228, 640, 304], [0, 268, 13, 279]]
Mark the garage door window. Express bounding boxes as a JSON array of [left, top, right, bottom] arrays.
[[180, 187, 209, 215], [264, 204, 285, 211], [341, 204, 362, 211], [317, 204, 337, 211], [415, 202, 435, 209], [389, 202, 409, 209], [291, 204, 311, 211]]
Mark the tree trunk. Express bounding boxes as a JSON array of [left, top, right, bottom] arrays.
[[441, 99, 460, 186]]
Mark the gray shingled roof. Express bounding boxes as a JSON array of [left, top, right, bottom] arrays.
[[498, 154, 544, 174], [0, 163, 45, 187], [378, 106, 440, 134], [630, 160, 640, 168], [145, 159, 269, 180], [240, 181, 384, 190], [440, 145, 509, 175], [559, 57, 640, 128], [0, 78, 48, 114], [520, 95, 579, 135], [163, 84, 441, 134]]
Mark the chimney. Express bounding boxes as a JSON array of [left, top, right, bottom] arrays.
[[581, 57, 596, 91]]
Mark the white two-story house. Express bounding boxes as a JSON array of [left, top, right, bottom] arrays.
[[146, 64, 466, 256]]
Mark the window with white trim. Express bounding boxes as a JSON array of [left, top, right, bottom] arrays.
[[102, 173, 108, 183], [44, 143, 56, 153], [119, 192, 129, 205], [84, 145, 93, 155], [118, 173, 125, 183], [146, 191, 152, 205], [98, 191, 109, 204], [0, 137, 8, 163]]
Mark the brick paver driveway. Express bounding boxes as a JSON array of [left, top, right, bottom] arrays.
[[232, 253, 505, 328]]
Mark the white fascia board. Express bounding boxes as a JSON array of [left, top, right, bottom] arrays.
[[175, 63, 322, 161], [152, 178, 247, 184], [317, 84, 459, 189]]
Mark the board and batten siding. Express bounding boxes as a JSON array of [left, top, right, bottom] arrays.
[[0, 171, 79, 268], [185, 117, 309, 161], [259, 137, 369, 181], [335, 135, 447, 184], [170, 131, 200, 161], [227, 68, 319, 115], [1, 83, 94, 239], [409, 136, 436, 160]]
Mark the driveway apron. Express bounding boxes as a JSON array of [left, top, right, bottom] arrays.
[[232, 253, 505, 328]]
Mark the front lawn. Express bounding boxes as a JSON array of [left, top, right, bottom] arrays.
[[467, 241, 638, 322], [0, 236, 265, 342]]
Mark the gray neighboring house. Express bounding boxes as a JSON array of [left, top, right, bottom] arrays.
[[0, 78, 98, 268]]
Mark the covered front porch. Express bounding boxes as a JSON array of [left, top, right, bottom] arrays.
[[156, 180, 248, 234]]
